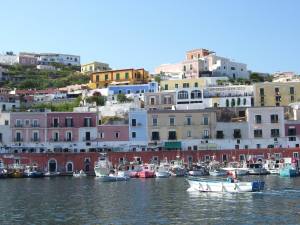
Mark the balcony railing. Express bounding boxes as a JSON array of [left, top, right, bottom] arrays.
[[31, 138, 40, 142], [64, 138, 73, 142], [31, 124, 40, 128], [14, 124, 23, 128], [49, 138, 60, 142], [14, 138, 23, 142]]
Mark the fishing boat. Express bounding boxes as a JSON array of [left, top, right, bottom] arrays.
[[155, 159, 171, 178], [169, 155, 186, 177], [188, 164, 209, 176], [94, 153, 129, 181], [8, 164, 24, 178], [73, 170, 87, 177], [222, 162, 249, 176], [24, 165, 44, 178], [138, 164, 155, 178], [263, 159, 281, 174], [279, 158, 299, 177], [247, 163, 269, 175], [187, 177, 265, 193]]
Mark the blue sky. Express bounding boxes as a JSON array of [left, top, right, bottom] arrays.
[[0, 0, 299, 73]]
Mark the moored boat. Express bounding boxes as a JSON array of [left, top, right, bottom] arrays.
[[209, 169, 227, 177], [279, 158, 299, 177], [222, 162, 249, 176], [44, 171, 60, 177], [247, 163, 269, 175], [24, 166, 44, 178], [73, 170, 87, 177], [138, 164, 155, 178], [187, 177, 265, 193], [155, 160, 171, 178], [169, 155, 186, 177]]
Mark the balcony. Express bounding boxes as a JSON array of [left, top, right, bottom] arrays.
[[64, 138, 73, 142], [14, 124, 23, 128], [49, 138, 60, 142], [31, 124, 40, 128], [31, 138, 40, 142], [14, 138, 23, 142], [51, 123, 60, 128]]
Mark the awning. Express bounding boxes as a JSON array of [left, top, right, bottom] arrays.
[[164, 141, 181, 149]]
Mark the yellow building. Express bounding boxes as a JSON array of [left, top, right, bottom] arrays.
[[81, 61, 110, 74], [160, 77, 228, 91], [147, 109, 217, 149], [254, 81, 300, 107], [89, 68, 150, 88]]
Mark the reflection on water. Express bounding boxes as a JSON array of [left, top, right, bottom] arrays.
[[0, 176, 300, 224]]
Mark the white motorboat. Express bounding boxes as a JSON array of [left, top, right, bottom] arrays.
[[209, 169, 227, 177], [263, 159, 281, 174], [73, 170, 87, 177], [247, 163, 269, 175], [188, 164, 208, 176], [187, 177, 265, 193], [169, 155, 186, 177], [44, 171, 60, 177], [155, 160, 171, 178], [94, 153, 130, 181]]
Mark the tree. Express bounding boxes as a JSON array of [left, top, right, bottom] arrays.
[[250, 73, 264, 82], [154, 75, 161, 84], [117, 94, 132, 103], [86, 95, 106, 106]]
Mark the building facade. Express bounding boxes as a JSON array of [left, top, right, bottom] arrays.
[[144, 91, 176, 110], [108, 81, 158, 95], [81, 61, 111, 74], [89, 68, 150, 89], [38, 53, 80, 66], [254, 81, 300, 107]]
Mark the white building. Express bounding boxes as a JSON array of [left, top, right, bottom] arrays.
[[0, 53, 18, 65], [38, 53, 80, 66], [0, 113, 11, 153]]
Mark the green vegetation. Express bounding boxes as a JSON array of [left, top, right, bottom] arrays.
[[117, 93, 133, 103], [85, 92, 106, 106], [0, 64, 89, 90], [101, 116, 124, 125], [30, 97, 82, 112]]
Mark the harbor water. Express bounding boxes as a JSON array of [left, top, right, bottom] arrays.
[[0, 176, 300, 224]]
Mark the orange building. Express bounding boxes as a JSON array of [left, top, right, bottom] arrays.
[[89, 68, 150, 89]]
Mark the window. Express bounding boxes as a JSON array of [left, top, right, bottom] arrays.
[[190, 64, 193, 70], [168, 131, 177, 140], [293, 152, 299, 158], [115, 132, 120, 139], [194, 82, 198, 87], [231, 98, 235, 107], [116, 73, 120, 80], [203, 130, 209, 139], [291, 95, 295, 102], [271, 129, 280, 137], [191, 90, 201, 99], [169, 117, 175, 126], [84, 118, 92, 127], [237, 98, 241, 106], [187, 130, 192, 137], [100, 132, 104, 139], [16, 119, 22, 127], [186, 117, 192, 125], [32, 120, 38, 127], [66, 132, 72, 141], [254, 129, 263, 138], [53, 132, 59, 142], [150, 97, 155, 105], [257, 144, 261, 149], [65, 118, 73, 127], [275, 87, 280, 95], [288, 127, 296, 136], [131, 119, 136, 127], [163, 96, 171, 104], [226, 99, 229, 107], [125, 72, 129, 79], [105, 74, 108, 81], [25, 120, 30, 126], [132, 132, 136, 138], [33, 132, 39, 142], [255, 115, 262, 124], [243, 98, 247, 105], [289, 137, 296, 141], [151, 131, 160, 141], [239, 154, 245, 161], [270, 114, 279, 123], [259, 88, 264, 96], [233, 129, 241, 139], [203, 116, 209, 125], [178, 91, 189, 99], [16, 132, 22, 142], [193, 145, 197, 151], [216, 131, 224, 139], [85, 132, 91, 141], [183, 83, 189, 88], [175, 84, 178, 89], [152, 117, 158, 126], [290, 87, 295, 95], [183, 65, 186, 71], [231, 67, 236, 70], [4, 120, 8, 126], [95, 75, 99, 82], [164, 84, 168, 90]]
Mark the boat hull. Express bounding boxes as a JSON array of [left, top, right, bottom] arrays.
[[187, 178, 264, 193], [24, 172, 44, 178], [279, 168, 298, 177], [155, 171, 171, 178], [209, 171, 227, 176], [138, 171, 155, 178], [97, 175, 130, 182]]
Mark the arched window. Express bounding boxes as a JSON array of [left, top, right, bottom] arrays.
[[243, 98, 247, 105], [48, 159, 57, 173], [191, 90, 202, 99], [66, 161, 73, 172], [226, 99, 229, 107], [178, 91, 189, 99], [237, 98, 241, 106], [231, 98, 236, 107]]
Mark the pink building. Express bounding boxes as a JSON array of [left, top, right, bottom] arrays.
[[98, 125, 129, 142], [47, 112, 97, 143], [11, 112, 47, 150]]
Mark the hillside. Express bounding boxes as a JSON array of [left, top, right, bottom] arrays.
[[0, 63, 90, 90]]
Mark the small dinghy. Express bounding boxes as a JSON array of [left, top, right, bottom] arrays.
[[73, 170, 87, 177]]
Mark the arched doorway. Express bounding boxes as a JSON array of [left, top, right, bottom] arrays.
[[48, 159, 57, 172], [66, 161, 73, 173]]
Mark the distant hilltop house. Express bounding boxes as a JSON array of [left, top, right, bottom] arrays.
[[154, 48, 250, 79], [0, 51, 81, 67], [81, 61, 111, 74]]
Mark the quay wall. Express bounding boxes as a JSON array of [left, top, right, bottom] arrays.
[[0, 148, 299, 174]]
